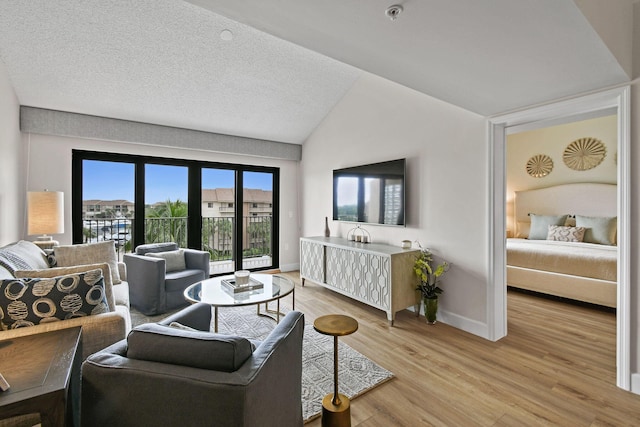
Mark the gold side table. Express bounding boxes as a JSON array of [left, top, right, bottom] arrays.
[[313, 314, 359, 427]]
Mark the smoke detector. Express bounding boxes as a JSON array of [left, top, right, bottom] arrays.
[[385, 4, 403, 21]]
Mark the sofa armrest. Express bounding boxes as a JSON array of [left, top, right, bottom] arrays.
[[237, 310, 304, 425], [183, 249, 210, 277], [123, 253, 166, 315], [118, 262, 127, 281], [0, 311, 128, 360]]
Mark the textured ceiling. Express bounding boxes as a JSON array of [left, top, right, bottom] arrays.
[[0, 1, 632, 146], [0, 0, 360, 144], [188, 0, 631, 116]]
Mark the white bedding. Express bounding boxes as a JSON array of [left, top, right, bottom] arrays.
[[506, 238, 617, 282]]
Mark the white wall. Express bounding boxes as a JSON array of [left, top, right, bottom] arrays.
[[0, 62, 24, 245], [23, 133, 302, 271], [506, 114, 617, 234], [301, 73, 490, 335]]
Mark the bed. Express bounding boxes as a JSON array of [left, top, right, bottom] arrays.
[[506, 183, 618, 308]]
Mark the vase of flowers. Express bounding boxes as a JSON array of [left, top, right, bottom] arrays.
[[413, 243, 449, 324]]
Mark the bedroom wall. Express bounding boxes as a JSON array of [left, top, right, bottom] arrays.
[[505, 114, 617, 235], [301, 73, 490, 336], [22, 133, 302, 271], [0, 61, 24, 246]]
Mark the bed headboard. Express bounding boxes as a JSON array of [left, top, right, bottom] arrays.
[[514, 183, 617, 237]]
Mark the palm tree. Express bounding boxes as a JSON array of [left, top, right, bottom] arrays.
[[145, 199, 188, 246], [246, 217, 271, 257], [82, 227, 97, 243], [203, 217, 233, 261]]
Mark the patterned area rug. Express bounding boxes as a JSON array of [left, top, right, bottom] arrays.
[[131, 305, 394, 423]]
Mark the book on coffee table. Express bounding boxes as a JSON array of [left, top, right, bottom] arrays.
[[221, 276, 264, 293]]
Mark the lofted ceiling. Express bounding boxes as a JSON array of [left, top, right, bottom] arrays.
[[0, 1, 631, 145]]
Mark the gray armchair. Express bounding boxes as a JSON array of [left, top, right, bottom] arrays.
[[81, 303, 304, 427], [124, 242, 210, 315]]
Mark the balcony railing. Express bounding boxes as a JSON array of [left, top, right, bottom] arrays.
[[82, 216, 272, 270]]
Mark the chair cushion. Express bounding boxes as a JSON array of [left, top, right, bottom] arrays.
[[146, 249, 185, 272], [54, 241, 121, 284], [165, 269, 205, 293], [127, 323, 254, 372], [0, 269, 109, 329]]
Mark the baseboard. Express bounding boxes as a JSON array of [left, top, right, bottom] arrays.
[[405, 304, 489, 339], [631, 373, 640, 395], [280, 263, 300, 273], [438, 309, 489, 339]]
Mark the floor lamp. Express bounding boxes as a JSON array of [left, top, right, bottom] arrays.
[[27, 190, 64, 249]]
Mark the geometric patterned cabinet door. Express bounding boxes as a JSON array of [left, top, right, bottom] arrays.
[[326, 246, 390, 310], [300, 236, 420, 325], [300, 238, 325, 284]]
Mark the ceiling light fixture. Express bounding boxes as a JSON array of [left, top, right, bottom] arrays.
[[220, 29, 233, 41], [385, 4, 403, 21]]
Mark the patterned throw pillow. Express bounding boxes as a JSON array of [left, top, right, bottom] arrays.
[[15, 263, 115, 311], [0, 269, 109, 330], [547, 225, 586, 242]]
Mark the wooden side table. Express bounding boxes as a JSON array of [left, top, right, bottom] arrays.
[[0, 327, 82, 427], [313, 315, 359, 427]]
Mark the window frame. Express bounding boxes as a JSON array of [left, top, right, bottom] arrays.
[[72, 150, 280, 273]]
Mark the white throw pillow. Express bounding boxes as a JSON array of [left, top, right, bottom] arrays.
[[146, 249, 186, 272]]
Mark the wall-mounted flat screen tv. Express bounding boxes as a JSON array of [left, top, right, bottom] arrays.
[[333, 158, 406, 226]]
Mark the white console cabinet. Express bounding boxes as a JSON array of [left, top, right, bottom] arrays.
[[300, 236, 420, 325]]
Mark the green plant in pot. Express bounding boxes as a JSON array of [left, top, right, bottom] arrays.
[[414, 243, 450, 324]]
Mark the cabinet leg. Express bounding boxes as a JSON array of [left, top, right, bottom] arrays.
[[301, 277, 305, 286]]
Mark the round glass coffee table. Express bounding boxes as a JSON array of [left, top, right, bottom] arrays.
[[184, 273, 295, 332]]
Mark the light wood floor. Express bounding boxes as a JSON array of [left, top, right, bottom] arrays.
[[278, 272, 640, 426]]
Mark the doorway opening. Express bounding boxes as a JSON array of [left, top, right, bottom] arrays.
[[488, 87, 631, 390]]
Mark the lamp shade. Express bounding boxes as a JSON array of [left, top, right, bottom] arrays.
[[27, 191, 64, 236]]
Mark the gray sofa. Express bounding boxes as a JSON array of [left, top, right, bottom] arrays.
[[0, 240, 131, 360], [81, 303, 304, 427], [124, 242, 210, 315]]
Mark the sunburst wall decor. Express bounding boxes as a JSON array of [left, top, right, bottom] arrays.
[[526, 154, 553, 178], [563, 137, 606, 171]]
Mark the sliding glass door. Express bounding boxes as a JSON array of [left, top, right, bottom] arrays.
[[72, 150, 279, 275], [80, 159, 135, 260], [241, 171, 274, 271], [202, 168, 235, 274], [144, 164, 189, 246]]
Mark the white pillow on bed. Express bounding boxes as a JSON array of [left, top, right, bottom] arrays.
[[575, 215, 617, 245], [547, 225, 585, 242], [528, 214, 568, 240]]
